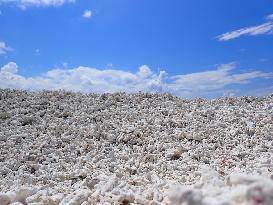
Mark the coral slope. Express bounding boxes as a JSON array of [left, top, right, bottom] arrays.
[[0, 89, 273, 205]]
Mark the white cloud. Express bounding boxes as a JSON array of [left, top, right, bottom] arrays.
[[106, 63, 113, 69], [259, 58, 269, 62], [217, 13, 273, 41], [0, 64, 165, 93], [217, 22, 273, 41], [0, 63, 272, 98], [35, 48, 40, 56], [246, 86, 273, 97], [82, 10, 92, 19], [0, 41, 12, 55], [168, 63, 273, 98], [1, 62, 18, 74], [266, 14, 273, 20], [137, 65, 152, 78], [62, 62, 68, 68], [0, 0, 75, 8]]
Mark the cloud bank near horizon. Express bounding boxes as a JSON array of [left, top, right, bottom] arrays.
[[0, 62, 272, 98]]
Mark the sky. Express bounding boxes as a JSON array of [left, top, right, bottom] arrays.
[[0, 0, 273, 99]]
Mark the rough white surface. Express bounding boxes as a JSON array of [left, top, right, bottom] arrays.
[[0, 89, 272, 205]]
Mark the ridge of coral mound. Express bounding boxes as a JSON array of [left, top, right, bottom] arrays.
[[0, 89, 273, 205]]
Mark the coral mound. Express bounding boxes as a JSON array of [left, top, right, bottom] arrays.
[[0, 89, 273, 205]]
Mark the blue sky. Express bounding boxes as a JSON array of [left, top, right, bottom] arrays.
[[0, 0, 272, 98]]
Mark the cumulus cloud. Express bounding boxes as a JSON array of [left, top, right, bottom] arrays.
[[0, 0, 75, 8], [137, 65, 152, 78], [0, 41, 12, 55], [0, 62, 272, 98], [0, 64, 166, 93], [82, 10, 92, 19], [1, 62, 18, 73]]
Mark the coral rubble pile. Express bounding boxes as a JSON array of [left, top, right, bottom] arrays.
[[0, 89, 273, 205]]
